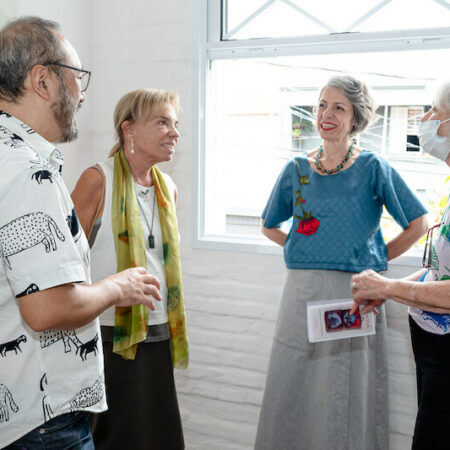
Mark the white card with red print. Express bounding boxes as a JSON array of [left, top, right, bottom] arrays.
[[307, 298, 376, 343]]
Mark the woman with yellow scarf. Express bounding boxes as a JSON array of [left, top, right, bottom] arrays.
[[72, 88, 188, 449]]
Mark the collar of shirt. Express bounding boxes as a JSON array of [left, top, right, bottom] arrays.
[[0, 110, 64, 172]]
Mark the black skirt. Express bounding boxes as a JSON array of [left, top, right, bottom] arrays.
[[90, 327, 184, 450]]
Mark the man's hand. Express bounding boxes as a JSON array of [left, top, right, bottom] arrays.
[[18, 267, 162, 331], [108, 267, 162, 310]]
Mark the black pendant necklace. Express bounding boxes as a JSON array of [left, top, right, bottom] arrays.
[[136, 189, 157, 249]]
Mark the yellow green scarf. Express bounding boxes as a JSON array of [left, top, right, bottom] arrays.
[[112, 150, 189, 367]]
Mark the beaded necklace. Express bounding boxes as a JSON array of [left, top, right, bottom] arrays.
[[314, 143, 354, 175]]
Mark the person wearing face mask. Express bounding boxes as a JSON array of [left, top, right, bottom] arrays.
[[351, 81, 450, 450], [418, 102, 450, 163]]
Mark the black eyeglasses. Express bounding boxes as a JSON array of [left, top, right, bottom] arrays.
[[422, 223, 442, 268], [43, 62, 91, 92]]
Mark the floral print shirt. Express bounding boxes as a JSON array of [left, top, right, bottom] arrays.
[[410, 199, 450, 334]]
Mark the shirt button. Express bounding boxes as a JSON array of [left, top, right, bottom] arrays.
[[39, 428, 45, 434]]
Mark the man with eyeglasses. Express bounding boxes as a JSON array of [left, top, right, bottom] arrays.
[[0, 16, 161, 449]]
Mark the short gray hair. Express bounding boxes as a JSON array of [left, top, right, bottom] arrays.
[[320, 75, 377, 136], [435, 81, 450, 112], [0, 16, 66, 102]]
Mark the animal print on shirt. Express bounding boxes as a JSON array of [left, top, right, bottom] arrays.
[[40, 330, 82, 354], [0, 212, 65, 269], [30, 158, 60, 179], [0, 126, 25, 149], [40, 374, 54, 422], [0, 335, 27, 357], [18, 121, 36, 135], [76, 333, 98, 361], [66, 208, 82, 243], [0, 384, 19, 422], [16, 283, 40, 298], [31, 170, 53, 184], [69, 376, 104, 412]]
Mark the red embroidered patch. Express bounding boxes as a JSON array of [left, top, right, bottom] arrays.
[[296, 217, 320, 236]]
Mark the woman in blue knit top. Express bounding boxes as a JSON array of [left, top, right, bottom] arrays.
[[255, 75, 428, 450]]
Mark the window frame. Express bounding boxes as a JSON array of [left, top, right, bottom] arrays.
[[191, 0, 450, 265]]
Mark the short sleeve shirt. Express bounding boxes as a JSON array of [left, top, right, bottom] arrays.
[[0, 112, 106, 447], [262, 151, 427, 272], [409, 198, 450, 334]]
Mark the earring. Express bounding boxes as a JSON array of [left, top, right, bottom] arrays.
[[130, 138, 135, 155]]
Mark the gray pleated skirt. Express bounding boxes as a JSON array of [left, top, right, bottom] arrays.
[[255, 269, 389, 450]]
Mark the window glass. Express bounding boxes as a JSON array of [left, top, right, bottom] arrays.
[[204, 48, 449, 243], [223, 0, 450, 40]]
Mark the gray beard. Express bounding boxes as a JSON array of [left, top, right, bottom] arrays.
[[51, 77, 79, 143]]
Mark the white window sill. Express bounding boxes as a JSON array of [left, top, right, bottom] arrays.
[[388, 252, 423, 268], [192, 234, 423, 267]]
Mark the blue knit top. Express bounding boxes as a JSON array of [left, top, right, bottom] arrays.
[[262, 150, 427, 272]]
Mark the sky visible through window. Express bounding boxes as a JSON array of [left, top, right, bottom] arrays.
[[224, 0, 450, 40]]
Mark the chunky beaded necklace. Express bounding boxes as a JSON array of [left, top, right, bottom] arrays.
[[314, 143, 354, 176]]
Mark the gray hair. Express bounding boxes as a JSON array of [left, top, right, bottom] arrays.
[[320, 75, 377, 136], [435, 81, 450, 112], [0, 16, 66, 102]]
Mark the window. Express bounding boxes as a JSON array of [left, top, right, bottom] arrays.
[[192, 0, 450, 256], [222, 0, 450, 40]]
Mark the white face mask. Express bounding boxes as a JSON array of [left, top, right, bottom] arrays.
[[418, 118, 450, 162]]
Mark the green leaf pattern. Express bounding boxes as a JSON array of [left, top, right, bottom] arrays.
[[294, 161, 314, 221], [427, 201, 450, 282]]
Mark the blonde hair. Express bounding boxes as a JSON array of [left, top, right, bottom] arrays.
[[108, 88, 180, 157]]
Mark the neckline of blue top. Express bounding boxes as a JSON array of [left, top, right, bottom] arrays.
[[306, 149, 367, 178]]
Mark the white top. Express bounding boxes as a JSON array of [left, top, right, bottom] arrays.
[[90, 157, 176, 326], [0, 112, 106, 448], [409, 199, 450, 334]]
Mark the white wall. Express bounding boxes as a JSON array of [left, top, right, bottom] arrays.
[[1, 0, 93, 190], [2, 2, 419, 448]]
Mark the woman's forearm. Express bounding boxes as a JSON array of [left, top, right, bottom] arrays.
[[352, 269, 450, 313], [261, 219, 287, 247], [17, 268, 161, 332], [386, 278, 450, 312], [386, 214, 428, 261]]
